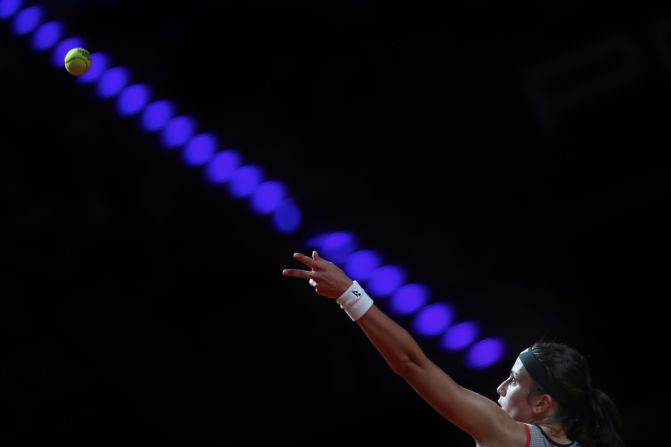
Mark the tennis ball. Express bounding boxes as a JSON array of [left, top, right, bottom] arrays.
[[64, 48, 92, 76]]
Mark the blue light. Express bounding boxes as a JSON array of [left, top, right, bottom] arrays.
[[0, 0, 22, 20], [305, 233, 328, 250], [368, 265, 405, 297], [141, 99, 175, 132], [182, 133, 217, 167], [466, 338, 505, 369], [320, 231, 357, 264], [413, 303, 454, 337], [96, 66, 130, 99], [441, 321, 479, 351], [31, 20, 62, 51], [78, 52, 108, 84], [229, 165, 263, 198], [160, 116, 195, 149], [116, 83, 151, 116], [344, 249, 381, 281], [51, 37, 85, 67], [389, 283, 429, 316], [273, 200, 302, 234], [0, 5, 511, 370], [251, 181, 287, 214], [11, 5, 41, 35], [204, 149, 241, 184]]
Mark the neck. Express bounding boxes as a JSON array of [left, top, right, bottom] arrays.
[[538, 422, 570, 443]]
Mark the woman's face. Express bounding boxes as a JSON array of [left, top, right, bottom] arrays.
[[496, 357, 537, 422]]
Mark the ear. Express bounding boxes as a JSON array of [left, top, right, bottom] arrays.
[[532, 394, 554, 414]]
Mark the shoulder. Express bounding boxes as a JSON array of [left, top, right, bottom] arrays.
[[476, 422, 529, 447], [526, 424, 579, 447], [527, 424, 554, 447]]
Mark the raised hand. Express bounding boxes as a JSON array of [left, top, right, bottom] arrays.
[[282, 250, 353, 299]]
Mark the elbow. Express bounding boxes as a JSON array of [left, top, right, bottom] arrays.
[[387, 342, 432, 378], [391, 356, 425, 379]]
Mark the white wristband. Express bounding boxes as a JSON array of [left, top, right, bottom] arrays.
[[336, 280, 374, 321]]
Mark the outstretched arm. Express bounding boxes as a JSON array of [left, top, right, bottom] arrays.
[[282, 251, 524, 446]]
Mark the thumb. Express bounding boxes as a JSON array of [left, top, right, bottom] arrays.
[[312, 250, 320, 260]]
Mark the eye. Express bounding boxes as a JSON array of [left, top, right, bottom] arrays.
[[510, 375, 517, 385]]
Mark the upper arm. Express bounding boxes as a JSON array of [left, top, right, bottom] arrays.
[[400, 360, 525, 445]]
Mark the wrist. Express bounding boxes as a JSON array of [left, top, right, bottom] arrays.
[[336, 280, 374, 321]]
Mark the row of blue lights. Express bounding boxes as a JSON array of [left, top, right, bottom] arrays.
[[306, 231, 505, 368], [1, 0, 302, 234], [1, 0, 506, 368]]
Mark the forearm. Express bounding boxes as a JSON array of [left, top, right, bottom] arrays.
[[356, 305, 430, 377]]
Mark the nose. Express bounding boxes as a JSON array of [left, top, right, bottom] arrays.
[[496, 382, 506, 397]]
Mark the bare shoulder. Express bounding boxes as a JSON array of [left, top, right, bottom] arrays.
[[476, 421, 528, 447], [407, 366, 526, 446]]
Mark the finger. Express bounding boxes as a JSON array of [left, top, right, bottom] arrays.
[[293, 252, 316, 267], [282, 268, 312, 280], [312, 250, 321, 260]]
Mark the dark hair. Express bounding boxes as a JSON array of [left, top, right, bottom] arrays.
[[529, 342, 624, 447]]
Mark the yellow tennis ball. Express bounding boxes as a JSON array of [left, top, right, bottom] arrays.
[[64, 48, 92, 76]]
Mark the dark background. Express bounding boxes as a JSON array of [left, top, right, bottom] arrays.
[[1, 1, 667, 444]]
